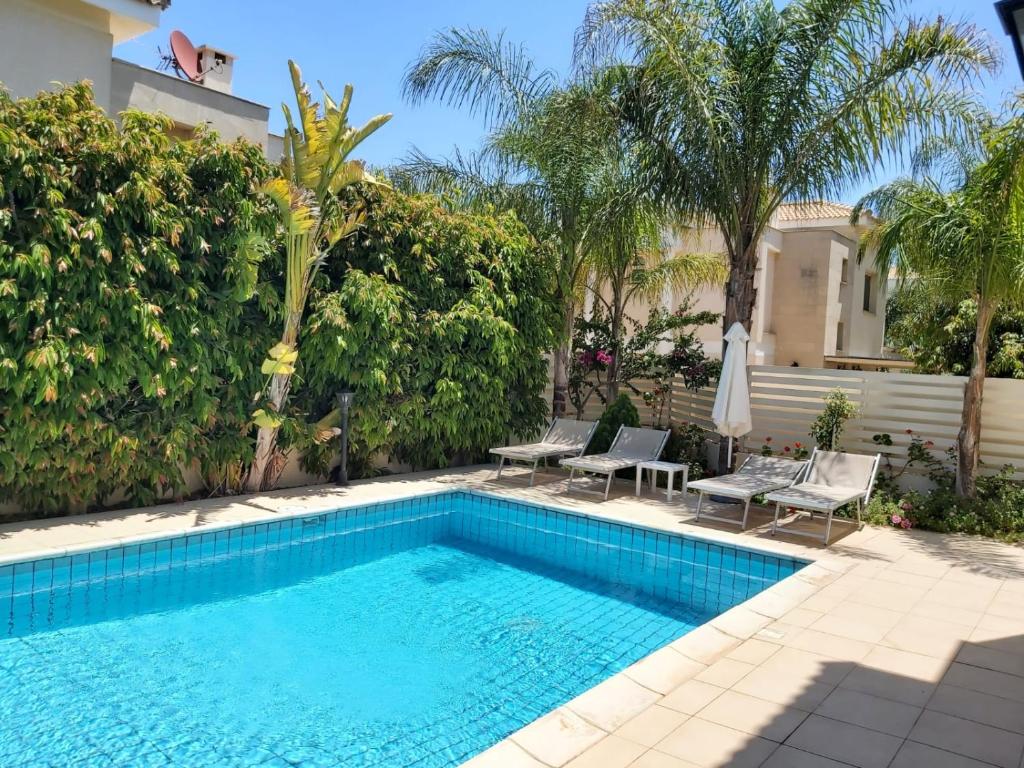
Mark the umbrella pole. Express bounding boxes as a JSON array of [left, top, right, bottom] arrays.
[[727, 436, 733, 471]]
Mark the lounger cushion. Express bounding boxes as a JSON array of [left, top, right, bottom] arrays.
[[561, 455, 643, 473], [688, 474, 797, 500], [765, 483, 866, 512], [491, 444, 581, 460]]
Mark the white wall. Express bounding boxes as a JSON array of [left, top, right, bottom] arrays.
[[0, 0, 114, 108], [110, 59, 271, 149]]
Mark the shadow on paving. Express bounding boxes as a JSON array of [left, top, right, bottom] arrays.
[[643, 633, 1024, 768]]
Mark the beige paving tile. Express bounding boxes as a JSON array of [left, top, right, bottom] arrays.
[[567, 674, 662, 732], [908, 709, 1024, 768], [873, 567, 940, 591], [732, 660, 839, 711], [695, 689, 809, 742], [890, 741, 997, 768], [511, 707, 607, 767], [848, 582, 927, 613], [694, 658, 754, 688], [656, 717, 777, 767], [810, 602, 904, 644], [624, 647, 705, 695], [943, 662, 1024, 704], [669, 624, 741, 665], [659, 680, 725, 716], [565, 734, 647, 768], [615, 706, 689, 748], [910, 600, 984, 628], [928, 683, 1024, 735], [883, 615, 970, 659], [626, 750, 701, 768], [710, 607, 772, 640], [727, 638, 781, 665], [760, 745, 852, 767], [777, 608, 824, 628], [461, 739, 549, 767], [838, 644, 950, 707], [784, 714, 903, 768], [925, 581, 999, 611], [786, 628, 873, 662], [814, 687, 921, 737]]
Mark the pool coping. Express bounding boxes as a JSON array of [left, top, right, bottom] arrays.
[[0, 470, 852, 768]]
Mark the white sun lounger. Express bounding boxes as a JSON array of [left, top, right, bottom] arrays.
[[689, 455, 808, 529], [560, 426, 669, 501], [766, 449, 881, 545], [490, 418, 598, 486]]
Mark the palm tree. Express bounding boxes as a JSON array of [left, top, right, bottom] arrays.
[[577, 0, 997, 340], [403, 29, 723, 416], [854, 114, 1024, 497], [403, 32, 614, 417], [245, 61, 391, 492], [585, 149, 725, 400]]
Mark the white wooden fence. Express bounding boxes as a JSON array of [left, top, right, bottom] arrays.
[[558, 366, 1024, 481]]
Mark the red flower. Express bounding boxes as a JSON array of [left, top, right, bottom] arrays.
[[905, 428, 913, 434], [783, 446, 791, 453], [765, 436, 772, 443], [794, 441, 802, 448]]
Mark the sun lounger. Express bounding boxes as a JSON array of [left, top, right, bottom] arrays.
[[766, 449, 881, 545], [560, 426, 669, 500], [689, 455, 808, 529], [490, 418, 598, 486]]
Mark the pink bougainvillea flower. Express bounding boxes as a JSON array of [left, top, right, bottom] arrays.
[[924, 440, 934, 448], [900, 501, 913, 512], [891, 514, 903, 526], [900, 519, 912, 529], [595, 350, 613, 366]]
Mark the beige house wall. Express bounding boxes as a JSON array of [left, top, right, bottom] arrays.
[[628, 213, 887, 368], [110, 59, 271, 149], [0, 0, 115, 108]]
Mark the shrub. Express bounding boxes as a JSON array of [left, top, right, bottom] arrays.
[[588, 394, 641, 455], [0, 84, 278, 513], [864, 431, 1024, 541], [810, 389, 857, 450], [662, 422, 710, 481], [296, 184, 556, 473]]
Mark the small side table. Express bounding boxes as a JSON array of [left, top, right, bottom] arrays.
[[635, 461, 690, 502]]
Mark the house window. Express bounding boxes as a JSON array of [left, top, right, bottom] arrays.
[[836, 322, 845, 351], [863, 273, 875, 312], [841, 258, 849, 285]]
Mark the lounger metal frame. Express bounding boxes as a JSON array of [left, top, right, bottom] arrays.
[[562, 426, 670, 501], [491, 419, 598, 486], [768, 449, 882, 545], [691, 455, 809, 530]]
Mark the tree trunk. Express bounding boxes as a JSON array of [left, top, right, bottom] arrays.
[[718, 226, 758, 471], [245, 313, 301, 493], [552, 339, 570, 418], [955, 298, 994, 497], [607, 283, 624, 403]]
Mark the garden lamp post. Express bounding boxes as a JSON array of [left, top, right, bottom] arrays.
[[336, 389, 354, 486]]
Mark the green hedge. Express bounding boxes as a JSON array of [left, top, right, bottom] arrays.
[[299, 185, 556, 472], [0, 85, 555, 514]]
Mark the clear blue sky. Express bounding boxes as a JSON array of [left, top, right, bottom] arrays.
[[114, 0, 1021, 203]]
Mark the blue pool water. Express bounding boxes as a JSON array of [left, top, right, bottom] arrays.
[[0, 490, 804, 767]]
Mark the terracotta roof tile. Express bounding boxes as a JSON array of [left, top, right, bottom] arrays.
[[776, 201, 855, 222]]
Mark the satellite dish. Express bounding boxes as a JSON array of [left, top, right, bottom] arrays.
[[157, 30, 203, 82]]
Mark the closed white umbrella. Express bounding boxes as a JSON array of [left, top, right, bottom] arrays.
[[712, 322, 753, 470]]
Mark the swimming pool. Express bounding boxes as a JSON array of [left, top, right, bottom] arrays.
[[0, 490, 804, 767]]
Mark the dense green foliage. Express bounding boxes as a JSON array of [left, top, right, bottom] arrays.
[[0, 85, 555, 515], [569, 303, 720, 424], [865, 434, 1024, 542], [588, 393, 641, 455], [886, 286, 1024, 378], [299, 185, 556, 472], [809, 389, 858, 451], [0, 84, 278, 513]]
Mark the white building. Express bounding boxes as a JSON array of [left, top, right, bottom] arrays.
[[1, 0, 282, 157]]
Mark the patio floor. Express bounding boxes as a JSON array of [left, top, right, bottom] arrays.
[[2, 465, 1023, 768]]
